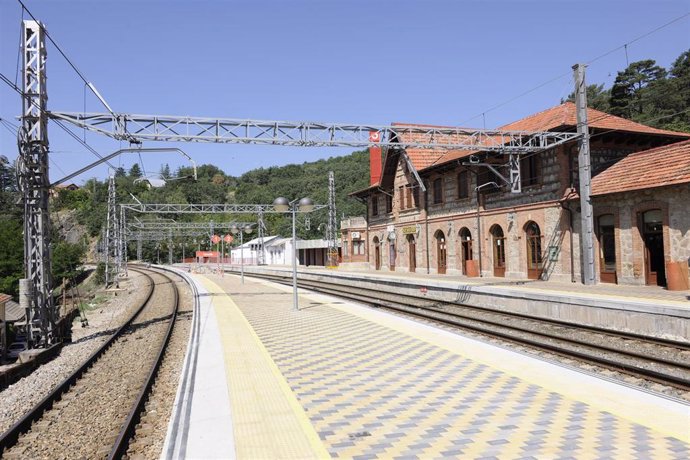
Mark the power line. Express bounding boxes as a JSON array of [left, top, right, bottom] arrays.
[[16, 0, 118, 119], [460, 11, 690, 128], [1, 70, 117, 170], [586, 12, 690, 65]]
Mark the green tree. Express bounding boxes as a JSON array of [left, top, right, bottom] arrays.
[[0, 217, 23, 297], [564, 83, 611, 112], [664, 49, 690, 132], [52, 241, 85, 282], [609, 59, 667, 119], [129, 163, 142, 178]]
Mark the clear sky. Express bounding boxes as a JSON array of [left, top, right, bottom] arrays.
[[1, 0, 688, 185]]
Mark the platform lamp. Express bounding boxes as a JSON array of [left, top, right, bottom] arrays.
[[231, 223, 254, 284], [273, 197, 314, 311]]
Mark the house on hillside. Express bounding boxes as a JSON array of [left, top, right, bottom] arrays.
[[342, 102, 690, 288], [50, 183, 80, 198]]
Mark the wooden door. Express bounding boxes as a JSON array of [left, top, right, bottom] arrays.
[[493, 237, 505, 277], [642, 210, 665, 286], [408, 235, 416, 272], [436, 232, 447, 275], [644, 233, 665, 286], [374, 240, 381, 270], [525, 222, 543, 280]]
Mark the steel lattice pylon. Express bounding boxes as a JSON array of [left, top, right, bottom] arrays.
[[18, 20, 55, 347], [257, 208, 266, 265], [104, 175, 119, 286], [327, 171, 338, 267]]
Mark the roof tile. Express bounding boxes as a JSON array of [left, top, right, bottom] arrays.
[[393, 102, 689, 172], [591, 139, 690, 196]]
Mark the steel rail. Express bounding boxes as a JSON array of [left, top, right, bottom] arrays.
[[234, 269, 690, 392], [108, 267, 180, 459], [0, 269, 155, 452]]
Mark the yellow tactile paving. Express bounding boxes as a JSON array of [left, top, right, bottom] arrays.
[[204, 274, 690, 459], [197, 277, 329, 459], [321, 290, 690, 443]]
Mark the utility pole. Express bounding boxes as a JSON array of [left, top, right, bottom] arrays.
[[18, 20, 55, 347], [120, 206, 128, 276], [168, 229, 173, 265], [327, 171, 338, 267], [573, 63, 596, 285], [257, 208, 266, 265], [136, 232, 142, 261]]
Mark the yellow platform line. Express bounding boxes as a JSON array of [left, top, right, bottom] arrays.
[[198, 276, 330, 459]]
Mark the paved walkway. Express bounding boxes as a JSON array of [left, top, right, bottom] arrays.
[[173, 271, 690, 459]]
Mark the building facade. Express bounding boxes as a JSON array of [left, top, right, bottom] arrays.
[[342, 103, 690, 288]]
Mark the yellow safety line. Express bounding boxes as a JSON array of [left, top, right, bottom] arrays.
[[198, 276, 330, 459]]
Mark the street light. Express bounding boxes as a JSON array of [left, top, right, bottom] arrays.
[[273, 197, 314, 311], [231, 223, 254, 284]]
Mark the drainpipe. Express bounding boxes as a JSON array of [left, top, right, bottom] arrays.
[[475, 187, 483, 277], [560, 190, 578, 283], [424, 184, 430, 274]]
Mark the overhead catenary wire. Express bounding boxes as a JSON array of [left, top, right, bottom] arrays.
[[1, 70, 118, 171], [460, 11, 690, 128], [16, 0, 119, 121]]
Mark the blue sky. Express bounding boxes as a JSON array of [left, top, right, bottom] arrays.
[[1, 0, 688, 184]]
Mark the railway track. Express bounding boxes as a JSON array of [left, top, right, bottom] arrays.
[[238, 269, 690, 394], [0, 267, 180, 459]]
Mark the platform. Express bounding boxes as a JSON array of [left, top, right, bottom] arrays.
[[163, 269, 690, 459]]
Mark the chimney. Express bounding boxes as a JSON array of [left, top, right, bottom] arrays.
[[369, 131, 382, 186]]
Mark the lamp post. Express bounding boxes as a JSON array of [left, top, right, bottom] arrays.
[[231, 223, 254, 284], [273, 197, 314, 311]]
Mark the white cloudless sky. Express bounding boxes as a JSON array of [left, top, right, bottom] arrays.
[[1, 0, 688, 184]]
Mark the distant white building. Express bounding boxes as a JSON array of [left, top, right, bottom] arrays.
[[229, 235, 294, 266], [228, 235, 340, 266]]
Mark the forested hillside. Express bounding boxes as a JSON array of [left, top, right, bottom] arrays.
[[565, 49, 690, 132]]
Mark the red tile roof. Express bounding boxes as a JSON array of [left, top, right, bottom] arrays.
[[500, 101, 689, 136], [0, 293, 11, 304], [397, 102, 690, 171], [591, 139, 690, 196]]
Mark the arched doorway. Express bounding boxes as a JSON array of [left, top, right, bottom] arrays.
[[459, 227, 473, 275], [373, 237, 381, 270], [435, 230, 447, 274], [490, 225, 506, 277], [642, 209, 665, 286], [407, 234, 416, 272], [525, 221, 543, 280], [597, 214, 617, 283]]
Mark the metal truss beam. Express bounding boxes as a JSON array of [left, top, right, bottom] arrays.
[[121, 203, 327, 214], [128, 221, 240, 230], [129, 229, 216, 240], [48, 111, 581, 153]]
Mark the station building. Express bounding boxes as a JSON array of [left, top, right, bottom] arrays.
[[342, 102, 690, 288]]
